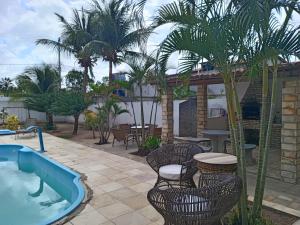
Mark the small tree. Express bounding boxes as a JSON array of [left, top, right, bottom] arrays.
[[51, 91, 91, 135], [16, 64, 60, 130], [90, 82, 129, 144], [95, 98, 129, 144], [24, 93, 56, 130]]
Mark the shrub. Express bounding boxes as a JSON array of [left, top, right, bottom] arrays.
[[144, 136, 161, 151], [5, 115, 20, 130], [84, 110, 98, 139]]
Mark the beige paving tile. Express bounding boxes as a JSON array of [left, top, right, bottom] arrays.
[[129, 183, 153, 194], [118, 177, 141, 187], [97, 202, 133, 219], [109, 187, 139, 200], [112, 212, 151, 225], [99, 222, 116, 225], [71, 209, 108, 225], [137, 206, 162, 222], [90, 193, 117, 209], [99, 182, 124, 193], [120, 194, 149, 210]]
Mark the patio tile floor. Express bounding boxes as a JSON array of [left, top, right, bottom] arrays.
[[1, 133, 300, 224]]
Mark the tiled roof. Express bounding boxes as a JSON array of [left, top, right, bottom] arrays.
[[165, 61, 300, 85]]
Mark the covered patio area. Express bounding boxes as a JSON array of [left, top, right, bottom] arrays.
[[160, 62, 300, 184]]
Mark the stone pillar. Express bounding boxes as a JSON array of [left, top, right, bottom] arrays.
[[197, 84, 208, 137], [281, 80, 300, 184], [161, 87, 174, 144]]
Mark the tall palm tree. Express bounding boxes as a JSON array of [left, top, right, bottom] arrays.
[[155, 1, 300, 224], [122, 52, 156, 152], [16, 64, 60, 129], [36, 9, 96, 94], [88, 0, 152, 83], [232, 0, 300, 217], [154, 1, 250, 223]]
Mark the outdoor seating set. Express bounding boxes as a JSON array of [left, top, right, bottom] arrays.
[[146, 143, 242, 225], [111, 123, 162, 149]]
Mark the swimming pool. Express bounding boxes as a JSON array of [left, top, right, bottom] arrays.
[[0, 144, 85, 225]]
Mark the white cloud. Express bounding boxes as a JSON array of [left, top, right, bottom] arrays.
[[0, 0, 299, 82]]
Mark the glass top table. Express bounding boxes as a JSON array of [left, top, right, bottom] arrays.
[[202, 129, 230, 153]]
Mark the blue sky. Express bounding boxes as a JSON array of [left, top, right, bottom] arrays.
[[0, 0, 299, 83]]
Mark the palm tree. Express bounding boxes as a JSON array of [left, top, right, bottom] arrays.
[[88, 0, 151, 83], [154, 1, 250, 223], [122, 52, 156, 153], [231, 0, 300, 217], [16, 64, 60, 129], [155, 1, 300, 224], [36, 9, 96, 94], [0, 77, 14, 97]]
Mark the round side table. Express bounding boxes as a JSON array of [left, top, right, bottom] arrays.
[[193, 152, 237, 173]]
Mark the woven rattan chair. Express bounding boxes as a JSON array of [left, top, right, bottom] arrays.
[[146, 143, 205, 188], [147, 173, 242, 225], [111, 128, 134, 150]]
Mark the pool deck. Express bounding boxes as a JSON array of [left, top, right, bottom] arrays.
[[1, 134, 162, 225], [1, 133, 300, 225]]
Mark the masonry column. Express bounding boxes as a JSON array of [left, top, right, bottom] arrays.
[[197, 84, 208, 137], [161, 87, 174, 144], [281, 80, 300, 184]]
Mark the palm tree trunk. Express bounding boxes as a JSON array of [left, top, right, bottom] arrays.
[[139, 83, 146, 148], [83, 66, 89, 94], [46, 112, 54, 130], [92, 127, 96, 139], [109, 61, 113, 84], [253, 63, 278, 216], [252, 62, 269, 217], [149, 87, 157, 125], [73, 114, 80, 135], [130, 97, 140, 147], [224, 73, 248, 225], [154, 98, 159, 128], [231, 77, 248, 224]]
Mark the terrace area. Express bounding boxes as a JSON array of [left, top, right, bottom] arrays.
[[1, 131, 300, 225]]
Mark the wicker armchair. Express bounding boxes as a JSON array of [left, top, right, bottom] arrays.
[[147, 173, 242, 225], [146, 143, 205, 188], [111, 128, 134, 150]]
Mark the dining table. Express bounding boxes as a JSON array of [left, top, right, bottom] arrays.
[[174, 136, 212, 152], [202, 129, 230, 153]]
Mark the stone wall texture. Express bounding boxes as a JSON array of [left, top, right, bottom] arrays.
[[161, 88, 174, 144], [281, 80, 300, 183], [197, 84, 208, 137]]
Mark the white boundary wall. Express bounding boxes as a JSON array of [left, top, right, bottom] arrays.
[[1, 97, 228, 136]]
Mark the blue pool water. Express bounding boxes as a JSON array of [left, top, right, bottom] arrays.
[[0, 145, 84, 225]]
